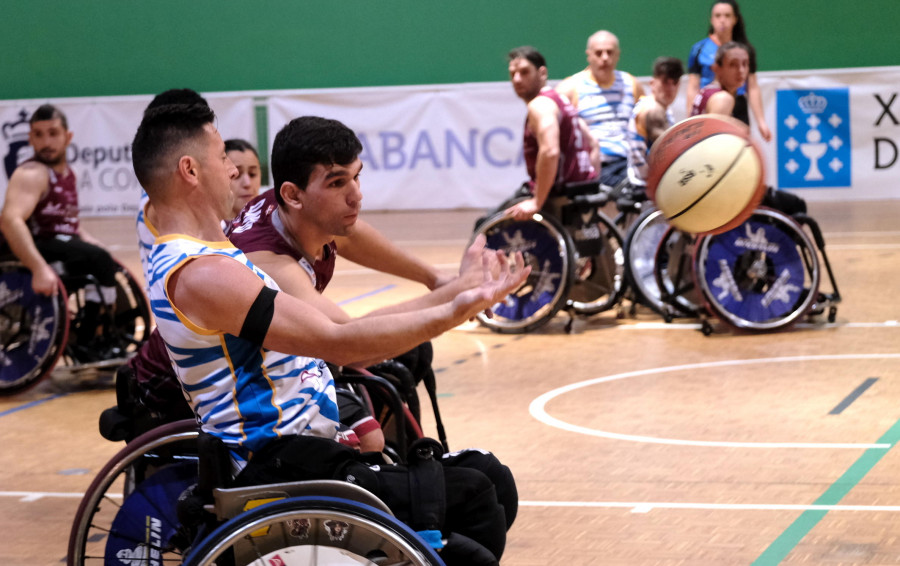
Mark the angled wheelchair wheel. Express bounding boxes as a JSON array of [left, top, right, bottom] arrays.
[[183, 495, 445, 566], [472, 211, 573, 333], [653, 227, 703, 319], [565, 210, 626, 316], [696, 208, 820, 331], [68, 419, 200, 566], [62, 261, 151, 368], [0, 260, 69, 395], [623, 207, 670, 315]]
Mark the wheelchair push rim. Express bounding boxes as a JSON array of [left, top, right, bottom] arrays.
[[183, 495, 446, 566], [564, 209, 627, 316], [0, 261, 69, 395], [695, 208, 821, 331], [471, 211, 573, 334]]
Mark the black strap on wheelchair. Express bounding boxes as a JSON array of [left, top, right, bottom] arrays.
[[421, 367, 449, 453], [406, 437, 446, 532]]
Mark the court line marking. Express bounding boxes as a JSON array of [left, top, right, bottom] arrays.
[[0, 393, 67, 418], [752, 416, 900, 564], [620, 321, 900, 330], [4, 490, 900, 514], [335, 284, 396, 305], [530, 354, 900, 449]]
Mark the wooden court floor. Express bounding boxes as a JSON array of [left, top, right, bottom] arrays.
[[2, 199, 900, 565]]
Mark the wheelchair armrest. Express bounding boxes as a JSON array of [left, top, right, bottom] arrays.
[[555, 179, 603, 197]]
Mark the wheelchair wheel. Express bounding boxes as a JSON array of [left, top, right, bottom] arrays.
[[695, 208, 820, 331], [68, 419, 199, 566], [472, 211, 573, 333], [63, 262, 150, 366], [623, 207, 670, 314], [565, 211, 626, 316], [183, 495, 445, 566], [0, 260, 69, 395], [653, 227, 703, 318]]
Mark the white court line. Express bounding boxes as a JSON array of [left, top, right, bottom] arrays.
[[530, 354, 900, 449], [621, 321, 900, 330], [4, 490, 900, 514], [520, 500, 900, 513]]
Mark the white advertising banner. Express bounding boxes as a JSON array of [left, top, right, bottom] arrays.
[[267, 84, 527, 211], [2, 66, 897, 218], [0, 94, 255, 216]]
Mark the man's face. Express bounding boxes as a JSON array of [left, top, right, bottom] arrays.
[[508, 57, 546, 102], [650, 76, 681, 108], [28, 118, 72, 166], [300, 157, 363, 238], [227, 149, 261, 219], [585, 35, 620, 77], [716, 47, 749, 91], [198, 124, 239, 221]]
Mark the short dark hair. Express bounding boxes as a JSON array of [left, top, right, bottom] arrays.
[[507, 46, 546, 70], [270, 116, 362, 206], [145, 88, 209, 115], [30, 104, 68, 130], [225, 138, 258, 158], [715, 41, 750, 66], [652, 57, 685, 81], [131, 102, 216, 195]]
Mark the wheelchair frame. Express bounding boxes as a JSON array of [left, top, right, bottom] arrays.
[[472, 180, 626, 334], [622, 206, 841, 334], [0, 257, 150, 395]]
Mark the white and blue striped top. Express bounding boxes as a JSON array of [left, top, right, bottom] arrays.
[[568, 69, 641, 162], [147, 234, 341, 470]]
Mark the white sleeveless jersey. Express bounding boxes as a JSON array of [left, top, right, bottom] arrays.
[[147, 234, 341, 468], [136, 191, 156, 286], [569, 69, 641, 161]]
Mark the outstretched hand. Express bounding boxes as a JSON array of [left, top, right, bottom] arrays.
[[452, 246, 531, 322]]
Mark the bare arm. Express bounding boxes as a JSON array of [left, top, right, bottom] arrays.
[[643, 103, 671, 145], [555, 77, 579, 107], [166, 251, 528, 366], [580, 117, 601, 174], [0, 163, 59, 295], [333, 218, 450, 290], [705, 90, 737, 117], [506, 96, 560, 220], [745, 73, 772, 141], [686, 74, 701, 116]]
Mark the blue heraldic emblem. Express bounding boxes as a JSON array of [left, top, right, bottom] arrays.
[[776, 89, 851, 189]]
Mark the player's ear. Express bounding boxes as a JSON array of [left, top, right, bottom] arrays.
[[279, 181, 303, 210], [177, 156, 198, 184]]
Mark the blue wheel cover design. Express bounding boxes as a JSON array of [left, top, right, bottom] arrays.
[[104, 461, 196, 565], [0, 268, 61, 386], [483, 219, 564, 321], [703, 219, 805, 322]]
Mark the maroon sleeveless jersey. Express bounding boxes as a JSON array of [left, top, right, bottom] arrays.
[[690, 85, 723, 117], [27, 162, 79, 238], [523, 88, 596, 187], [227, 190, 336, 293]]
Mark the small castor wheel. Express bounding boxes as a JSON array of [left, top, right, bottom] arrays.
[[828, 306, 837, 323], [701, 320, 714, 336]]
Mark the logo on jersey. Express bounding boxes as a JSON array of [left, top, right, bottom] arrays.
[[2, 108, 34, 181], [776, 89, 851, 188]]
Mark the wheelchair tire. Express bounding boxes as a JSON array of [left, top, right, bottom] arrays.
[[183, 495, 446, 566], [623, 207, 670, 314], [0, 260, 69, 395], [472, 211, 573, 333], [695, 208, 820, 331], [68, 419, 199, 566], [653, 227, 703, 318], [565, 211, 627, 316]]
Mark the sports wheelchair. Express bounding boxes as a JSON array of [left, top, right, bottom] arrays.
[[472, 180, 627, 333], [0, 255, 150, 395], [69, 367, 451, 566], [622, 204, 841, 334]]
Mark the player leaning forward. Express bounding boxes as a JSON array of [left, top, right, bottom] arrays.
[[130, 101, 528, 564]]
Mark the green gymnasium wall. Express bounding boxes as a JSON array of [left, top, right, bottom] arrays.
[[2, 0, 898, 101]]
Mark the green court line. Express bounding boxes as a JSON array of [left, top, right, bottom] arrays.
[[752, 418, 900, 565]]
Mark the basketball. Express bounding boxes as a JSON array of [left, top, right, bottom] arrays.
[[646, 115, 766, 234]]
